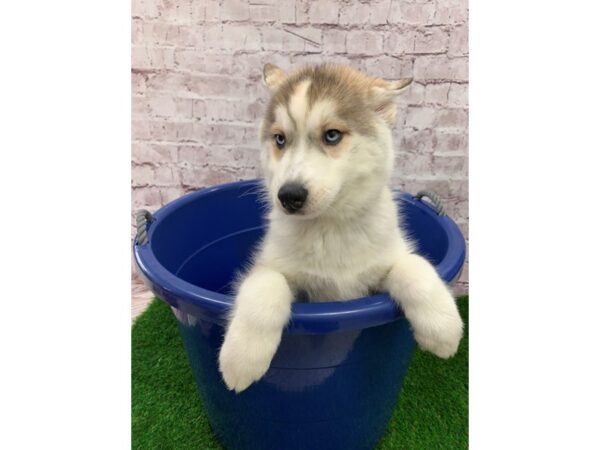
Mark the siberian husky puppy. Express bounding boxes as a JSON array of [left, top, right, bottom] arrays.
[[219, 64, 463, 393]]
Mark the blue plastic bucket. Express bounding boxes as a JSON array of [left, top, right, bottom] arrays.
[[134, 179, 465, 450]]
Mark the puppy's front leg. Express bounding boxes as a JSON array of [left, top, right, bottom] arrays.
[[383, 252, 463, 358], [218, 266, 293, 393]]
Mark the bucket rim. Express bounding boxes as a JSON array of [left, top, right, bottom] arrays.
[[133, 179, 466, 334]]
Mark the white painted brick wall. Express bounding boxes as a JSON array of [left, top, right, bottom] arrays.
[[131, 0, 469, 293]]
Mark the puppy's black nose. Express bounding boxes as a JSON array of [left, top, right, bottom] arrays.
[[278, 183, 308, 213]]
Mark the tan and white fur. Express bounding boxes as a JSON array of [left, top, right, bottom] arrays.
[[218, 64, 463, 393]]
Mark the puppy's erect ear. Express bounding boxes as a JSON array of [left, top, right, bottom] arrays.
[[370, 78, 413, 126], [263, 64, 287, 91]]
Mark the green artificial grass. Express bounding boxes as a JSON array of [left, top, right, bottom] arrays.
[[132, 296, 468, 450]]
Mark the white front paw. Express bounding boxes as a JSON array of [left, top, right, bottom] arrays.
[[218, 325, 278, 393], [414, 303, 463, 359]]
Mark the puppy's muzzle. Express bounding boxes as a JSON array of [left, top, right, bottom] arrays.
[[278, 183, 308, 214]]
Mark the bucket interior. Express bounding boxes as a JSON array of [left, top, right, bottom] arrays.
[[149, 187, 449, 296]]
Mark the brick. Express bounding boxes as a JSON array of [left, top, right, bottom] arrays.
[[144, 72, 193, 94], [204, 24, 262, 52], [231, 147, 261, 167], [192, 99, 262, 123], [132, 165, 154, 187], [177, 26, 201, 47], [384, 31, 414, 55], [192, 123, 254, 145], [132, 96, 193, 118], [444, 199, 468, 221], [327, 55, 367, 71], [157, 0, 195, 23], [448, 83, 468, 107], [132, 120, 196, 142], [174, 52, 266, 81], [404, 82, 425, 105], [246, 101, 264, 123], [291, 53, 349, 69], [434, 130, 468, 152], [347, 31, 385, 55], [394, 105, 408, 128], [232, 53, 292, 81], [433, 0, 468, 24], [249, 4, 279, 22], [370, 0, 392, 25], [132, 71, 148, 96], [323, 29, 347, 54], [140, 23, 199, 47], [204, 0, 221, 22], [203, 24, 222, 49], [158, 187, 186, 204], [448, 25, 468, 56], [236, 166, 261, 180], [363, 55, 413, 79], [389, 2, 436, 25], [432, 153, 467, 176], [339, 2, 371, 25], [260, 27, 281, 51], [220, 0, 250, 21], [424, 83, 450, 105], [413, 55, 468, 81], [181, 166, 209, 187], [132, 47, 176, 70], [412, 28, 449, 54], [181, 166, 240, 188], [434, 108, 468, 128], [191, 2, 206, 22], [262, 27, 322, 53], [398, 128, 436, 151], [395, 152, 434, 175], [132, 0, 159, 19], [132, 187, 162, 209], [397, 179, 467, 201], [242, 26, 262, 52], [131, 19, 144, 45], [133, 186, 183, 210], [284, 27, 322, 52], [294, 0, 311, 24], [405, 106, 437, 129], [132, 143, 178, 166], [177, 145, 211, 166], [147, 73, 253, 98], [307, 0, 339, 24], [180, 145, 260, 169], [153, 166, 180, 186], [134, 121, 256, 145], [262, 27, 292, 51], [278, 0, 296, 23], [175, 51, 232, 73]]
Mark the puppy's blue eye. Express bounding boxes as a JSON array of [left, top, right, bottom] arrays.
[[274, 134, 286, 149], [323, 129, 342, 145]]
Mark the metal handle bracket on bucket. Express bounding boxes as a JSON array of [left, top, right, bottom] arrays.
[[136, 209, 154, 245], [415, 191, 446, 216]]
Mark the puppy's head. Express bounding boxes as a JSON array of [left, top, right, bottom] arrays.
[[260, 64, 412, 220]]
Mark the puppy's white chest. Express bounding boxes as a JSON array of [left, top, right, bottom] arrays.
[[262, 222, 398, 301]]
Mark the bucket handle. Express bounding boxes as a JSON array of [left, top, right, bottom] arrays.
[[414, 191, 446, 216], [135, 209, 154, 245]]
